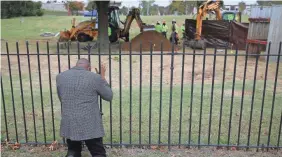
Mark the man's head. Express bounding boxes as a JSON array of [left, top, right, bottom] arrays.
[[157, 21, 160, 24], [172, 19, 176, 24], [76, 58, 91, 71]]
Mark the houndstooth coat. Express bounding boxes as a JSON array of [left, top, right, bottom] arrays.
[[56, 66, 113, 141]]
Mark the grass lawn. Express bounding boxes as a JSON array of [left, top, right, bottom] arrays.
[[1, 42, 282, 147], [2, 11, 281, 157], [1, 146, 282, 157], [1, 71, 282, 147], [1, 12, 249, 42]]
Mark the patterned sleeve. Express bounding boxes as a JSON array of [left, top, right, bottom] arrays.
[[94, 74, 113, 102], [56, 75, 62, 102]]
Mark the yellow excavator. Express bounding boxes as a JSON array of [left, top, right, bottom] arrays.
[[58, 18, 97, 42], [188, 0, 242, 49], [188, 0, 223, 49], [59, 6, 154, 43], [108, 6, 155, 42]]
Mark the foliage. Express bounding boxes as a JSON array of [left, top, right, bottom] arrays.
[[36, 9, 44, 16], [64, 1, 85, 15], [1, 1, 44, 19], [85, 1, 96, 11], [238, 1, 246, 12], [139, 0, 155, 15], [150, 4, 159, 15], [158, 6, 166, 15], [169, 0, 197, 15], [119, 6, 129, 15], [169, 1, 185, 15]]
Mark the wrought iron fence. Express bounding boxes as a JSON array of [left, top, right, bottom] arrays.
[[1, 41, 282, 151]]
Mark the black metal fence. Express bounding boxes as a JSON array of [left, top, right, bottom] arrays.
[[1, 41, 282, 150]]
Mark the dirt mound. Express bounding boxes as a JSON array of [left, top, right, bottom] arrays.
[[122, 31, 172, 52]]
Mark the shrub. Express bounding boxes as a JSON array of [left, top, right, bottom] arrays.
[[36, 9, 44, 16]]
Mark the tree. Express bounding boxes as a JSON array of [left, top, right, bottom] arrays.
[[119, 6, 129, 15], [150, 4, 159, 15], [158, 6, 165, 15], [1, 1, 44, 19], [169, 0, 185, 15], [168, 0, 197, 15], [238, 1, 246, 12], [184, 0, 197, 15], [64, 1, 84, 15], [85, 1, 96, 11], [96, 1, 109, 51], [140, 0, 155, 15]]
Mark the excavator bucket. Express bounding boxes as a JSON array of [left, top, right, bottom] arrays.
[[59, 30, 71, 42], [143, 25, 155, 31], [188, 39, 206, 49]]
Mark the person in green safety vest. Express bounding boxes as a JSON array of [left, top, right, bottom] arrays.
[[108, 26, 112, 37], [161, 20, 168, 38], [170, 19, 179, 45], [181, 23, 185, 39], [155, 21, 162, 33]]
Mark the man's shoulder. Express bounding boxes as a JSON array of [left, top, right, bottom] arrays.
[[56, 69, 71, 77], [56, 68, 100, 78]]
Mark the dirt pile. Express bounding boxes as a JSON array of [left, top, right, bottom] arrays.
[[122, 31, 172, 52]]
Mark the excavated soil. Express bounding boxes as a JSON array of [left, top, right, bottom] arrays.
[[122, 30, 173, 52]]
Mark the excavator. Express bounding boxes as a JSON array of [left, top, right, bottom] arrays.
[[108, 6, 155, 43], [188, 0, 224, 49], [59, 6, 154, 43], [187, 0, 242, 49], [58, 18, 97, 42]]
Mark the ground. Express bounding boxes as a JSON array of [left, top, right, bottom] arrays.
[[0, 11, 249, 42], [1, 10, 282, 157], [1, 145, 282, 157]]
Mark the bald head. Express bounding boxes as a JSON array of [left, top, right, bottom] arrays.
[[76, 58, 90, 70]]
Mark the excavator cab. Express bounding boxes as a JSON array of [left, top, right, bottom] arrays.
[[108, 6, 122, 31], [108, 6, 122, 42], [222, 11, 241, 22]]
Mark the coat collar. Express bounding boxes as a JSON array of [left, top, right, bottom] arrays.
[[72, 66, 87, 70]]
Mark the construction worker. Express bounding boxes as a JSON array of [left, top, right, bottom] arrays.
[[108, 25, 112, 37], [181, 23, 185, 39], [108, 24, 112, 42], [170, 19, 179, 45], [155, 21, 162, 33], [161, 20, 168, 38]]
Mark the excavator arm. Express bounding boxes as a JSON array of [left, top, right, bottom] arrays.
[[121, 8, 154, 36], [191, 0, 223, 49], [108, 6, 154, 42], [195, 0, 222, 40]]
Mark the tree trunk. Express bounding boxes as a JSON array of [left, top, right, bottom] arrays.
[[96, 1, 109, 52], [185, 2, 188, 15], [147, 2, 149, 16]]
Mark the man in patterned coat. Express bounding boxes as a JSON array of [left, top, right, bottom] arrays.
[[56, 58, 113, 157]]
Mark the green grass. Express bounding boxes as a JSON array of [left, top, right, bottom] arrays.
[[1, 16, 90, 42], [1, 14, 250, 42], [2, 146, 281, 157], [43, 10, 69, 16], [1, 72, 281, 147]]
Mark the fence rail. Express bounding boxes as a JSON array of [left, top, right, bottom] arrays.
[[1, 41, 282, 150]]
